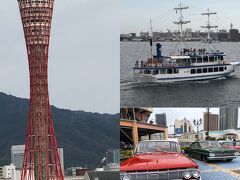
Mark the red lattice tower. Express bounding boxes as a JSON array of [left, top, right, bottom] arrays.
[[17, 0, 64, 179]]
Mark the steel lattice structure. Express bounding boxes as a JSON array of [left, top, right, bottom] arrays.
[[17, 0, 64, 179]]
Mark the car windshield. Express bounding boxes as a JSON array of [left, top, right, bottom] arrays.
[[200, 141, 221, 148], [221, 142, 233, 146], [136, 141, 181, 154]]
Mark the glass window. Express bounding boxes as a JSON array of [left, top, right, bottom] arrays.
[[203, 56, 209, 62], [167, 69, 173, 74], [219, 67, 224, 71], [152, 70, 159, 75], [203, 68, 207, 73], [191, 69, 196, 74], [224, 67, 227, 70], [203, 57, 208, 63], [174, 69, 179, 74], [197, 69, 202, 73], [208, 68, 213, 72], [160, 69, 166, 74], [214, 67, 218, 72], [209, 56, 214, 62], [197, 58, 202, 63], [191, 143, 199, 149], [191, 58, 196, 63]]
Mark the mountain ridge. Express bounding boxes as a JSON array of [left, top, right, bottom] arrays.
[[0, 92, 119, 169]]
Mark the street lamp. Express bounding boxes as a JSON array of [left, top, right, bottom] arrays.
[[193, 118, 202, 141]]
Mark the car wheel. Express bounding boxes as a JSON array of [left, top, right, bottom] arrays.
[[202, 155, 208, 163]]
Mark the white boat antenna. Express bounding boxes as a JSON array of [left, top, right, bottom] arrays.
[[173, 3, 190, 43], [201, 8, 218, 42]]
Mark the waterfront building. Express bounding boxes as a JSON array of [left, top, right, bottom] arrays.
[[155, 113, 167, 127], [11, 145, 64, 174], [220, 107, 238, 130], [0, 164, 17, 180], [203, 112, 219, 131], [174, 117, 194, 134]]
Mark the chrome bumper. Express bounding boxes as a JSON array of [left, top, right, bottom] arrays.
[[207, 155, 237, 160]]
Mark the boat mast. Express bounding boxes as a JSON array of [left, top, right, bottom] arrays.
[[173, 3, 190, 43], [201, 8, 218, 42], [150, 18, 153, 58]]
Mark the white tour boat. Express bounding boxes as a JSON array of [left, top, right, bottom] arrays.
[[133, 4, 240, 83]]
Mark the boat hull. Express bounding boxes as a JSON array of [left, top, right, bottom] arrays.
[[133, 63, 239, 83]]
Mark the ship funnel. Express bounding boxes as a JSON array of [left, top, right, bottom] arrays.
[[156, 43, 162, 58]]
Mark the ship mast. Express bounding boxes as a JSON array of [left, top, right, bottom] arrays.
[[150, 18, 153, 58], [201, 8, 218, 42], [173, 3, 190, 43]]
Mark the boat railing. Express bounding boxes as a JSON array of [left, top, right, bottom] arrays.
[[135, 61, 178, 68]]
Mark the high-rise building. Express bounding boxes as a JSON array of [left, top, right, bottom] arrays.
[[220, 107, 238, 130], [174, 117, 194, 134], [203, 112, 219, 131], [17, 0, 63, 178], [11, 145, 64, 175], [155, 113, 167, 127]]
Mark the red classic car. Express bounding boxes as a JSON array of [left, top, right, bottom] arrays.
[[219, 141, 240, 153], [120, 140, 201, 180]]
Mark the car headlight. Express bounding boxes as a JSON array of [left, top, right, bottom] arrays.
[[209, 153, 215, 157], [182, 171, 191, 179], [192, 170, 200, 178], [122, 175, 130, 180]]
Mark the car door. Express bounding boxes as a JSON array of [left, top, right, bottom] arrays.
[[190, 143, 201, 159]]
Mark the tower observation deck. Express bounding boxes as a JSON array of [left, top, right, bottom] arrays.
[[17, 0, 64, 179]]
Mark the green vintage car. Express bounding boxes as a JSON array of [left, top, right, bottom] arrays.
[[186, 141, 238, 162]]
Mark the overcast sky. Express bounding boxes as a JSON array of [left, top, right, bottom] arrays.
[[121, 0, 240, 34], [0, 0, 119, 114], [149, 108, 240, 134]]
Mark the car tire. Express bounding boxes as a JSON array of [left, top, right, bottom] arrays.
[[202, 155, 208, 163]]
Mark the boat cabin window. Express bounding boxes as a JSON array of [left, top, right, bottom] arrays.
[[208, 68, 213, 72], [197, 57, 202, 63], [209, 56, 214, 62], [191, 58, 196, 63], [214, 56, 218, 61], [160, 69, 166, 74], [224, 67, 227, 70], [203, 56, 208, 63], [144, 70, 151, 74], [173, 69, 179, 74], [214, 67, 218, 72], [203, 68, 207, 73], [152, 70, 159, 75], [191, 69, 196, 74], [197, 69, 202, 73], [167, 69, 173, 74], [220, 56, 224, 60], [219, 67, 224, 71]]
